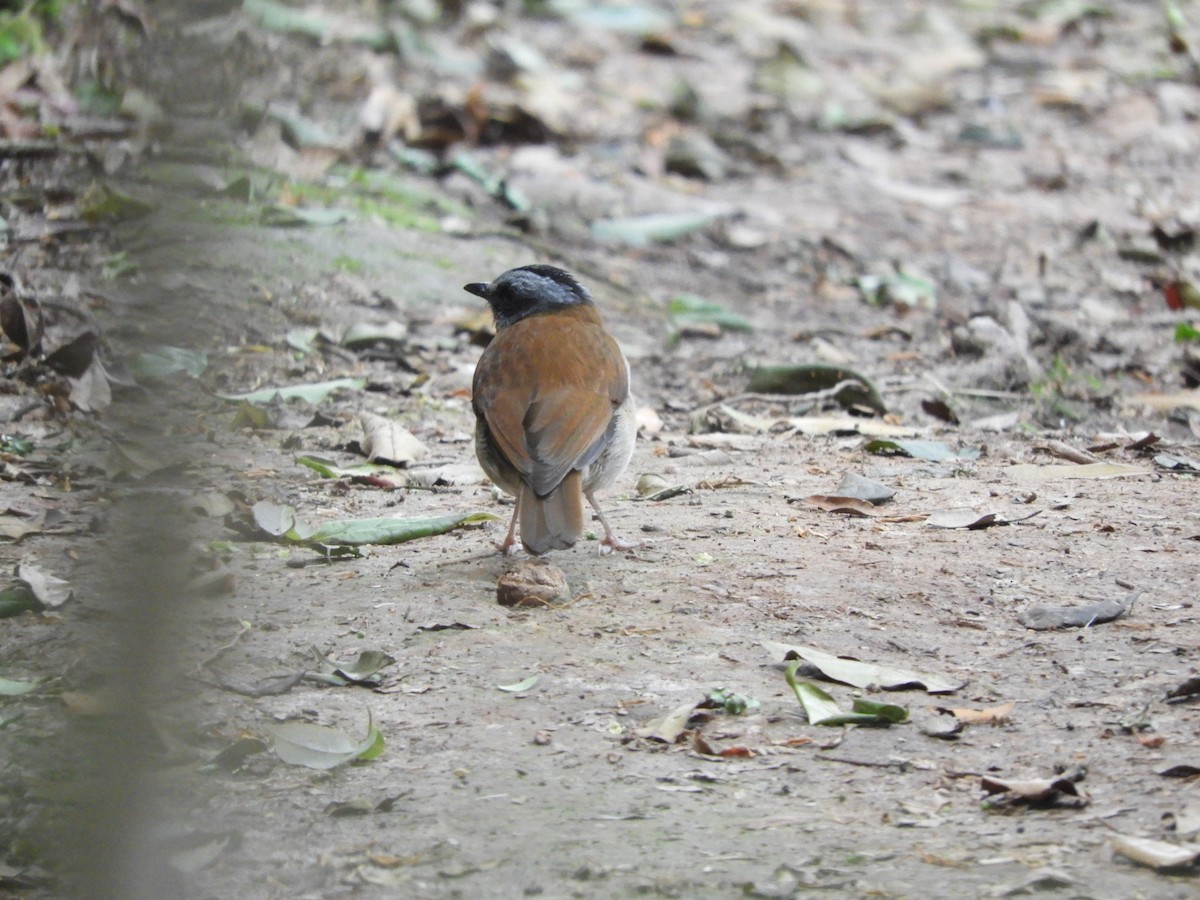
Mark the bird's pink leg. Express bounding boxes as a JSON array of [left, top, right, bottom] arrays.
[[500, 493, 521, 556], [587, 492, 639, 555]]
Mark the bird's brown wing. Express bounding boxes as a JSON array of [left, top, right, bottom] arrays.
[[473, 306, 628, 498]]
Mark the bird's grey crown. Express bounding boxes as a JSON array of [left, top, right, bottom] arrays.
[[469, 264, 592, 327]]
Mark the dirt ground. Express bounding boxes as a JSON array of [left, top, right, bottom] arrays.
[[3, 1, 1200, 898]]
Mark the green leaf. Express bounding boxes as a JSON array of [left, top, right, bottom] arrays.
[[241, 0, 396, 49], [286, 327, 321, 355], [497, 674, 539, 693], [785, 664, 906, 726], [101, 252, 139, 281], [356, 723, 385, 760], [450, 154, 531, 212], [863, 439, 980, 461], [266, 716, 383, 769], [221, 174, 254, 201], [218, 377, 366, 405], [290, 511, 497, 547], [1175, 322, 1200, 343], [131, 346, 209, 379], [229, 402, 273, 430], [668, 294, 754, 332], [79, 183, 154, 222], [252, 500, 300, 537], [850, 698, 909, 723], [767, 642, 963, 694], [592, 212, 715, 246], [0, 676, 39, 696], [296, 455, 398, 479], [311, 647, 396, 686], [0, 435, 33, 456], [856, 270, 937, 308], [0, 9, 45, 66], [704, 687, 760, 715]]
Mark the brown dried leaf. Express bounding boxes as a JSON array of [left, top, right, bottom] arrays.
[[0, 277, 43, 360], [937, 701, 1014, 725], [981, 772, 1088, 805], [801, 495, 879, 517], [359, 412, 427, 467], [636, 702, 705, 743]]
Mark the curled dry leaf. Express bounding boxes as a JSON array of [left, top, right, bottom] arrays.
[[1166, 675, 1200, 702], [763, 641, 964, 694], [981, 770, 1089, 807], [636, 702, 708, 743], [15, 563, 71, 608], [497, 674, 539, 693], [359, 83, 419, 144], [67, 358, 113, 413], [43, 331, 98, 378], [1126, 389, 1200, 413], [359, 412, 427, 467], [0, 276, 43, 360], [926, 508, 1039, 529], [915, 711, 963, 740], [1157, 762, 1200, 778], [266, 717, 383, 770], [835, 473, 895, 504], [1109, 834, 1200, 870], [920, 398, 959, 424], [801, 495, 879, 517], [937, 701, 1014, 725]]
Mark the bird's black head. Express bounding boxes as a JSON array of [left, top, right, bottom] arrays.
[[464, 264, 592, 328]]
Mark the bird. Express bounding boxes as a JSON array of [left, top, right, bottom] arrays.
[[466, 264, 637, 556]]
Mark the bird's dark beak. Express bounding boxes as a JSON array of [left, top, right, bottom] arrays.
[[463, 282, 489, 299]]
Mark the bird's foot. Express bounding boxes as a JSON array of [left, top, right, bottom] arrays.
[[588, 493, 638, 556], [598, 533, 640, 555], [498, 506, 522, 556]]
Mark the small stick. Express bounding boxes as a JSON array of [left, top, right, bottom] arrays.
[[1039, 439, 1102, 465]]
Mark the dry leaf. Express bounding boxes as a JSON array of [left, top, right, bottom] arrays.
[[1126, 390, 1200, 413], [981, 771, 1088, 806], [635, 702, 704, 743], [801, 495, 879, 517], [360, 412, 427, 467], [1007, 462, 1146, 482], [1109, 834, 1200, 870], [937, 701, 1014, 725]]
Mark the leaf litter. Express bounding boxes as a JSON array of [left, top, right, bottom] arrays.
[[266, 715, 384, 770], [8, 2, 1200, 897], [785, 664, 908, 727], [762, 642, 964, 694]]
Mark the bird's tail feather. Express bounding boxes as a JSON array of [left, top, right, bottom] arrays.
[[520, 472, 584, 555]]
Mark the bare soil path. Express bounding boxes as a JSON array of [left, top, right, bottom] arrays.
[[2, 2, 1199, 898]]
